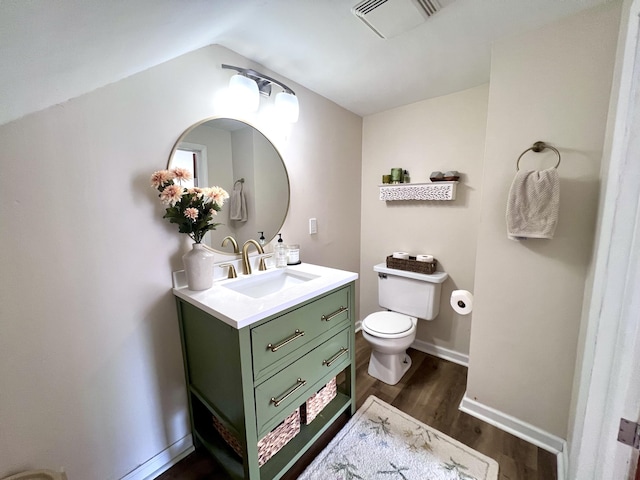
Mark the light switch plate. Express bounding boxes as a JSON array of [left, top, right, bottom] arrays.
[[309, 218, 317, 234]]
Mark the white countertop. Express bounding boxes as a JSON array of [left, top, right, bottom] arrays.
[[173, 263, 358, 329]]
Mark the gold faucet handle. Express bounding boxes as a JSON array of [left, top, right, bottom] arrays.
[[258, 254, 273, 271], [218, 263, 237, 279]]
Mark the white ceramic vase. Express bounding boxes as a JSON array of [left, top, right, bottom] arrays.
[[182, 243, 215, 291]]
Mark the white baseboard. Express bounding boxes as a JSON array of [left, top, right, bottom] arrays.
[[556, 446, 568, 480], [459, 393, 567, 478], [410, 339, 469, 367], [355, 322, 469, 368], [120, 434, 194, 480]]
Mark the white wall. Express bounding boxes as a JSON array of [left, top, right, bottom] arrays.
[[360, 85, 489, 356], [280, 81, 363, 275], [0, 44, 362, 480], [466, 3, 621, 439]]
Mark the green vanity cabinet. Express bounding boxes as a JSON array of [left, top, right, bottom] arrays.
[[176, 281, 356, 480]]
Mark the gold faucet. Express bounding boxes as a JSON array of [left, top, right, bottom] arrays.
[[221, 236, 239, 254], [241, 239, 265, 275]]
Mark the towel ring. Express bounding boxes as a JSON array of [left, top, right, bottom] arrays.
[[516, 141, 561, 171]]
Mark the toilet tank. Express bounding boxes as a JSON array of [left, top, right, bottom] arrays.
[[373, 263, 448, 320]]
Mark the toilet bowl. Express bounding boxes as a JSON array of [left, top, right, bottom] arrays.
[[361, 311, 417, 385], [361, 263, 448, 385]]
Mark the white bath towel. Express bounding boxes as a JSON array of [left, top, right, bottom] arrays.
[[506, 168, 559, 240], [229, 182, 247, 222]]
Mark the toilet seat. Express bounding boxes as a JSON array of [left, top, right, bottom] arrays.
[[362, 311, 416, 339]]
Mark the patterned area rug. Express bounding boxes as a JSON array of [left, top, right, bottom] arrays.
[[299, 396, 499, 480]]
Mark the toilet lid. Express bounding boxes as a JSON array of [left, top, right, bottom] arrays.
[[363, 311, 413, 335]]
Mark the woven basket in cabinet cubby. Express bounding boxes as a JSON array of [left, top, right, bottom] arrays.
[[300, 377, 337, 425], [212, 408, 300, 467]]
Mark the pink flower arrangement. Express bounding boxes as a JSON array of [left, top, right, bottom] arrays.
[[151, 168, 229, 243]]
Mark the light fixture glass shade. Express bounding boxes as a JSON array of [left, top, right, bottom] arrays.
[[275, 91, 300, 123], [228, 74, 259, 113]]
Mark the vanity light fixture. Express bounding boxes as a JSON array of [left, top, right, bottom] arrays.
[[222, 64, 300, 123], [228, 72, 260, 113]]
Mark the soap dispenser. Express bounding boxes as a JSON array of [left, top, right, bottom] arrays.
[[275, 234, 287, 268], [258, 231, 266, 246]]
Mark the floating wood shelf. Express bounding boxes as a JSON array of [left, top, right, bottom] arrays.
[[379, 182, 458, 201]]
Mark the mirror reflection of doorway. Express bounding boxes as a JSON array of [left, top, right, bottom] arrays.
[[171, 142, 208, 188]]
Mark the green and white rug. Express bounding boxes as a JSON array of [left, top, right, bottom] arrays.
[[299, 396, 499, 480]]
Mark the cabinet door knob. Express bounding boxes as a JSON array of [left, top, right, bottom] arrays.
[[270, 378, 307, 407]]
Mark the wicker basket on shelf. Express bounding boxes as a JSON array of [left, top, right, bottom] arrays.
[[386, 255, 437, 275], [300, 377, 337, 425], [212, 408, 300, 467]]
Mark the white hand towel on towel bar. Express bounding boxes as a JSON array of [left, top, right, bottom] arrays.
[[230, 182, 248, 222], [506, 168, 559, 240]]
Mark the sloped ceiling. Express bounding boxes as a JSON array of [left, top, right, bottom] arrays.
[[0, 0, 609, 126]]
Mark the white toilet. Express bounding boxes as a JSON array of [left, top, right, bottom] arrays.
[[361, 263, 448, 385]]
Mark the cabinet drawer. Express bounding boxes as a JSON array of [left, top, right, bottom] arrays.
[[254, 327, 351, 437], [251, 287, 350, 380]]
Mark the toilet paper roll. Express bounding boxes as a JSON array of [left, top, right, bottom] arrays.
[[392, 252, 410, 260], [416, 254, 434, 263], [450, 290, 473, 315]]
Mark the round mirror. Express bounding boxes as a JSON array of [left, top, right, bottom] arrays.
[[167, 118, 290, 254]]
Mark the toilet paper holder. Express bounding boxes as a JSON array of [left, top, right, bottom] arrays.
[[450, 290, 473, 315]]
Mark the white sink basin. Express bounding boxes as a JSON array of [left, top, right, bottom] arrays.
[[220, 268, 320, 298]]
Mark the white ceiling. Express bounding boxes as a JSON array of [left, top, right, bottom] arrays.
[[0, 0, 609, 126]]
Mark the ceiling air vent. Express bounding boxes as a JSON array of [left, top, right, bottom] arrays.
[[351, 0, 442, 39]]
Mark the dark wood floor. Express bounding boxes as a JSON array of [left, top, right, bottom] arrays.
[[157, 332, 557, 480]]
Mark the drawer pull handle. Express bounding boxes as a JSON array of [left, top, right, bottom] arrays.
[[270, 378, 307, 407], [322, 347, 349, 367], [267, 329, 305, 352], [321, 306, 348, 322]]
